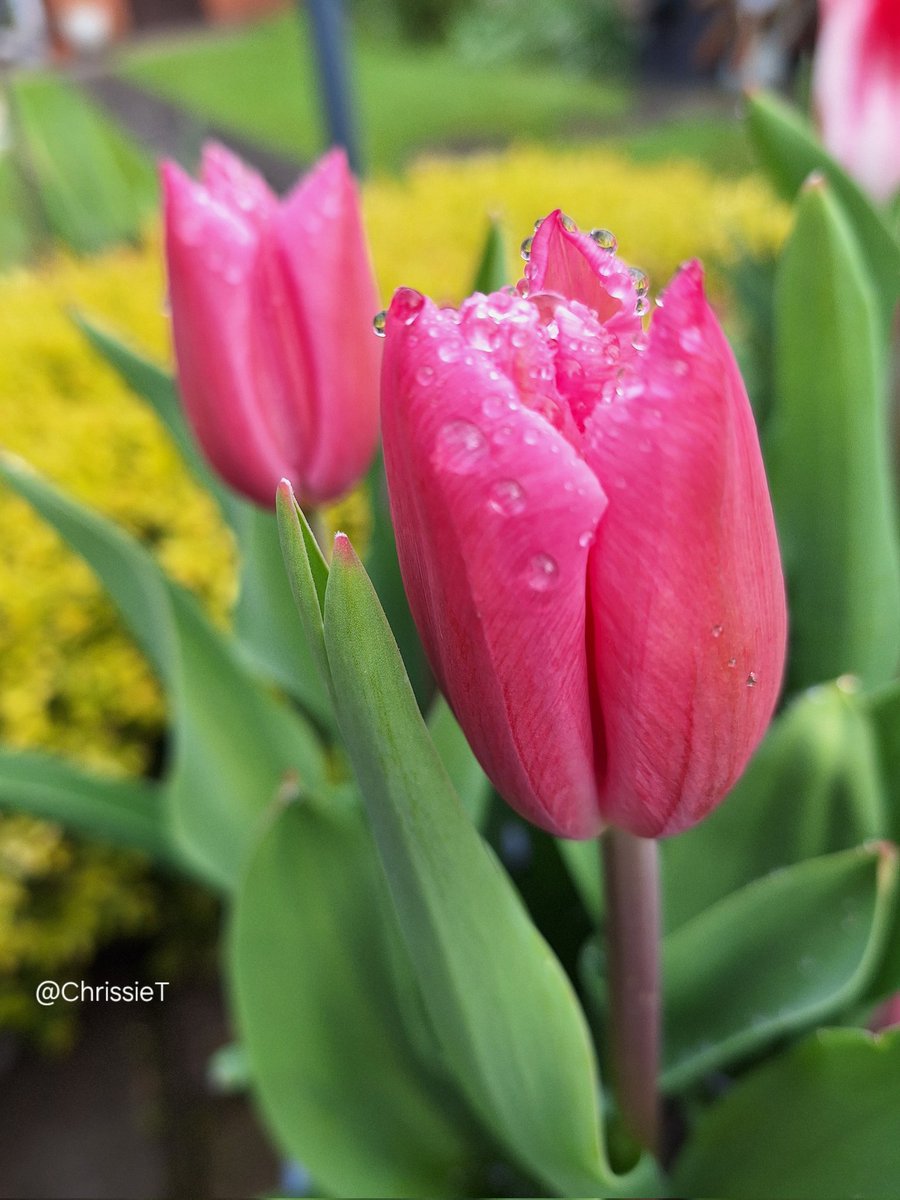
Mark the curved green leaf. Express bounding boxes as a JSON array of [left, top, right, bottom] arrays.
[[230, 797, 480, 1197], [662, 844, 897, 1092], [673, 1028, 900, 1197], [0, 454, 325, 889], [767, 178, 900, 690], [320, 534, 658, 1198], [662, 682, 887, 931], [471, 217, 510, 294]]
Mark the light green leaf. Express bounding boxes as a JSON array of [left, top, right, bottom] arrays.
[[275, 480, 330, 692], [0, 454, 325, 889], [662, 682, 887, 931], [321, 534, 658, 1198], [0, 748, 178, 866], [426, 695, 492, 828], [662, 844, 897, 1092], [747, 91, 900, 331], [230, 797, 480, 1198], [672, 1027, 900, 1197], [767, 177, 900, 690]]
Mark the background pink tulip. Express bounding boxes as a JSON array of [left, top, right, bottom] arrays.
[[163, 144, 381, 507], [813, 0, 900, 202], [381, 212, 786, 840]]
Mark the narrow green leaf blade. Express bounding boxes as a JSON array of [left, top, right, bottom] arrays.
[[662, 844, 897, 1092], [767, 177, 900, 690], [672, 1028, 900, 1197], [747, 91, 900, 328], [230, 798, 480, 1198], [471, 217, 509, 294], [0, 748, 178, 866], [322, 535, 656, 1197]]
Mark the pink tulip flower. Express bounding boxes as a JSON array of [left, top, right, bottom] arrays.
[[162, 144, 381, 507], [380, 213, 786, 840], [813, 0, 900, 203]]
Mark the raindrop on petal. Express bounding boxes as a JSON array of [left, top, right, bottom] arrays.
[[526, 553, 559, 592]]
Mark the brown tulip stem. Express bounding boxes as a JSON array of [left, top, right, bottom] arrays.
[[601, 827, 661, 1159]]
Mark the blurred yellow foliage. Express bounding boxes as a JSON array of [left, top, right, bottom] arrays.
[[0, 144, 789, 1039]]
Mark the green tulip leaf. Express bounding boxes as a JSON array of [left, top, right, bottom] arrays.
[[767, 177, 900, 691], [321, 534, 659, 1198], [859, 681, 900, 998], [662, 682, 887, 931], [426, 695, 492, 828], [662, 844, 897, 1092], [747, 91, 900, 331], [75, 316, 332, 724], [0, 454, 326, 889], [0, 748, 179, 867], [471, 216, 510, 294], [672, 1027, 900, 1197], [230, 796, 479, 1198]]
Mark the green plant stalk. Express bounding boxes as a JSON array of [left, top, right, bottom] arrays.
[[602, 827, 661, 1158]]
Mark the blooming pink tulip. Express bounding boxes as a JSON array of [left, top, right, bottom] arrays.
[[380, 212, 786, 840], [813, 0, 900, 202], [162, 144, 381, 507]]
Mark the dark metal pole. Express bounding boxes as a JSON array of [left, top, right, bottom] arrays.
[[304, 0, 362, 176]]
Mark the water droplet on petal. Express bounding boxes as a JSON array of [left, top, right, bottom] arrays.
[[578, 531, 593, 548], [712, 624, 723, 638], [560, 213, 577, 232], [522, 428, 539, 446], [393, 287, 426, 326], [437, 342, 460, 364], [482, 395, 506, 419], [635, 297, 650, 317], [727, 657, 737, 668], [520, 236, 533, 262], [372, 310, 387, 337], [589, 227, 617, 252], [526, 553, 559, 592], [629, 267, 650, 295], [746, 671, 758, 687], [488, 478, 526, 516], [416, 365, 434, 386], [435, 420, 488, 474]]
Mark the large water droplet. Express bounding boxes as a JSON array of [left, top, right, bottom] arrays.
[[372, 310, 387, 337], [712, 624, 723, 638], [589, 228, 617, 252], [526, 553, 559, 592], [520, 236, 533, 262], [415, 365, 434, 386], [560, 213, 577, 232], [578, 531, 593, 549], [393, 287, 425, 326], [488, 479, 526, 516], [746, 671, 758, 688], [437, 342, 460, 364], [435, 420, 488, 473]]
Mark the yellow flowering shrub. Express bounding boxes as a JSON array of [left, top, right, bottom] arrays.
[[0, 143, 789, 1040]]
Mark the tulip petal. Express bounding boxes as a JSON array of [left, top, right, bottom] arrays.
[[381, 296, 608, 838], [162, 160, 289, 505], [200, 141, 277, 229], [583, 262, 786, 837], [277, 148, 382, 503], [525, 210, 642, 342]]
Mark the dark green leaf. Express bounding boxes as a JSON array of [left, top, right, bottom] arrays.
[[471, 217, 509, 294]]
